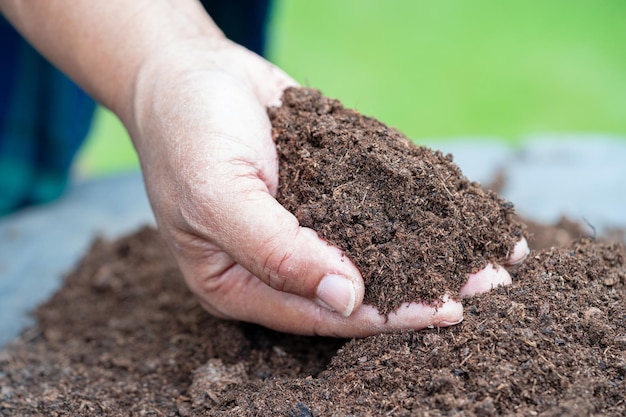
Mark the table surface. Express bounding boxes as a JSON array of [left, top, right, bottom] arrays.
[[1, 136, 625, 347]]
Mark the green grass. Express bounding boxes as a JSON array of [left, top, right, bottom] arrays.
[[75, 107, 138, 177], [76, 0, 626, 176]]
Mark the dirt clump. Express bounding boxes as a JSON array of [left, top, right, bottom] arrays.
[[1, 89, 624, 416], [272, 88, 524, 313]]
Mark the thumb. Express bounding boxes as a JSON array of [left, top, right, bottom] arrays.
[[214, 186, 364, 317]]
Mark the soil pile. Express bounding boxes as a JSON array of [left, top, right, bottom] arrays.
[[0, 226, 623, 416], [272, 88, 524, 312], [1, 89, 624, 416]]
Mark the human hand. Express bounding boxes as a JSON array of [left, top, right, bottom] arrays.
[[0, 0, 529, 337], [127, 39, 529, 337]]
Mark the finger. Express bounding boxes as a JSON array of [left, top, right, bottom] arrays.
[[505, 237, 529, 266], [212, 186, 365, 318], [381, 294, 464, 329], [317, 300, 464, 338], [198, 265, 463, 337], [457, 237, 528, 298], [458, 262, 511, 298]]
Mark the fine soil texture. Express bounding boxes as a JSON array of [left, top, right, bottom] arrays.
[[272, 88, 524, 313], [1, 89, 624, 416]]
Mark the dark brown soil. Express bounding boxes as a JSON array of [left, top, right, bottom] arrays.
[[272, 88, 524, 313], [1, 224, 624, 416], [1, 89, 624, 416]]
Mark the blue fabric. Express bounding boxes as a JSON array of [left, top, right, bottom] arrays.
[[0, 1, 272, 216], [0, 17, 96, 215], [201, 0, 272, 56]]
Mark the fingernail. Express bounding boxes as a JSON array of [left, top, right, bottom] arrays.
[[507, 237, 530, 266], [437, 317, 464, 327], [316, 274, 356, 317]]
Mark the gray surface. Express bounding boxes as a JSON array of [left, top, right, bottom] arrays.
[[1, 137, 625, 347], [0, 171, 155, 347], [435, 135, 626, 232]]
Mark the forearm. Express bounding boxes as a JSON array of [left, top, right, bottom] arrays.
[[0, 0, 225, 119]]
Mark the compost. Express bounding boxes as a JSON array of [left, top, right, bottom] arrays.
[[272, 88, 524, 313], [0, 89, 624, 416]]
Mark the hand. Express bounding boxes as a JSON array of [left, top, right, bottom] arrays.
[[0, 0, 529, 337], [128, 39, 529, 337]]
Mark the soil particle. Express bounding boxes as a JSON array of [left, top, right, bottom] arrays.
[[1, 89, 624, 416], [271, 88, 524, 313]]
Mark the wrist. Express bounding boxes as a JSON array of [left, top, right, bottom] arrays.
[[0, 0, 229, 125], [106, 7, 229, 122]]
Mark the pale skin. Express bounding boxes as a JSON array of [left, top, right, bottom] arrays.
[[1, 0, 529, 337]]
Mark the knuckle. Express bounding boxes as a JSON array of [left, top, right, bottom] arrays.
[[260, 230, 299, 292]]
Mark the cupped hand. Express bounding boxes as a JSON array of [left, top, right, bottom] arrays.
[[127, 39, 529, 338]]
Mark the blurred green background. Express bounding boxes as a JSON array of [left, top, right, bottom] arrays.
[[76, 0, 626, 177]]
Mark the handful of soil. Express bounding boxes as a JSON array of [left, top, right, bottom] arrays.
[[271, 87, 524, 313]]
